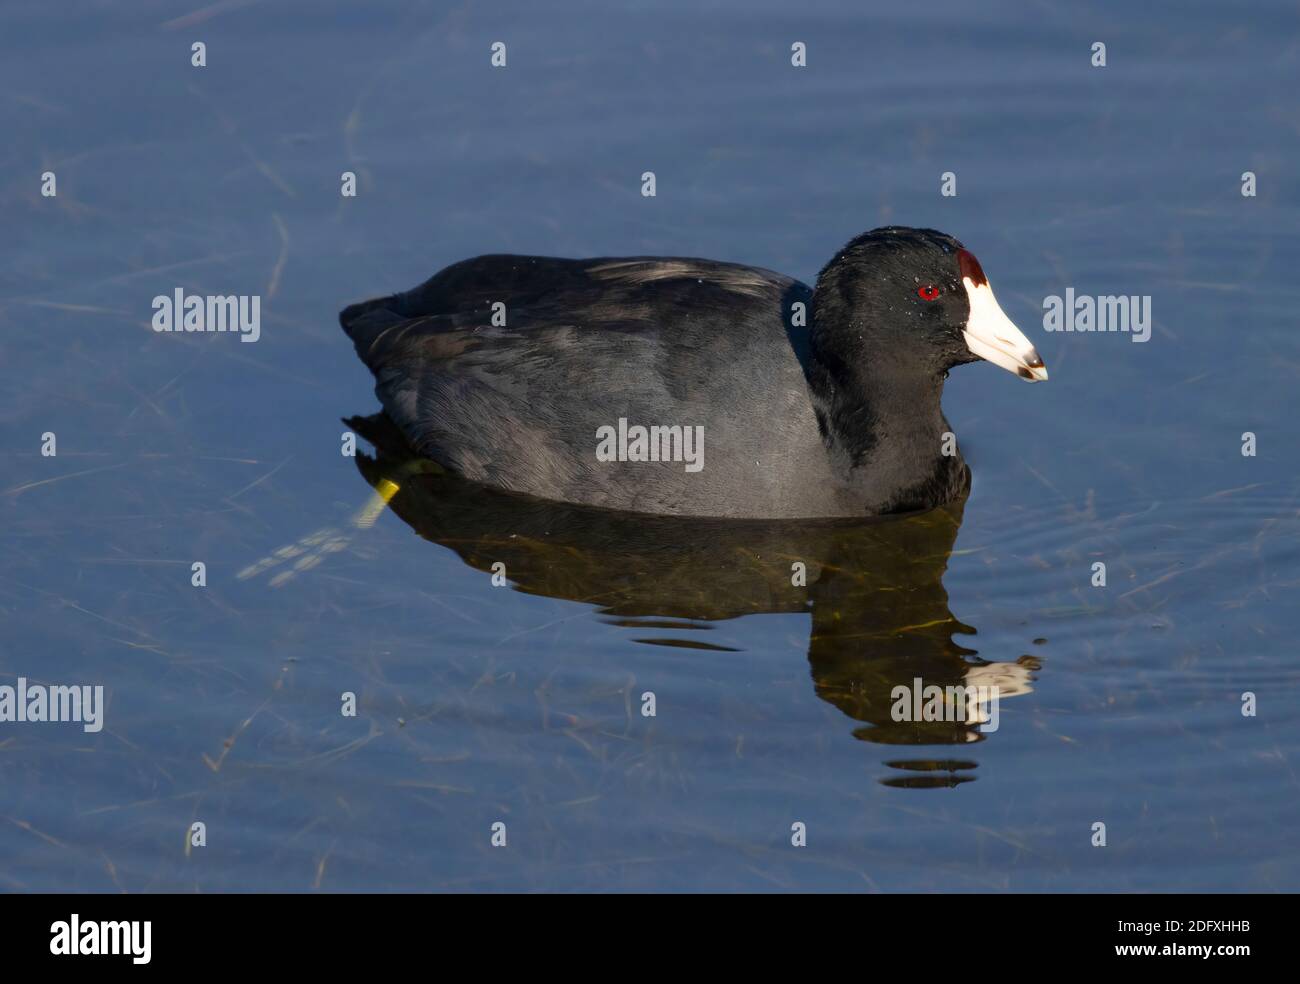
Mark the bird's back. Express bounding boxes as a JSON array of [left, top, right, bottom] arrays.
[[340, 254, 838, 517]]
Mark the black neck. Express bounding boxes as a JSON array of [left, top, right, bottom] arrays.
[[805, 330, 963, 513]]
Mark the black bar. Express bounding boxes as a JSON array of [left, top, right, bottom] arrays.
[[0, 893, 1278, 970]]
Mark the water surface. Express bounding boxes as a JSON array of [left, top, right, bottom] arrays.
[[2, 0, 1298, 891]]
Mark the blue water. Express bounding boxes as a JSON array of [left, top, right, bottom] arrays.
[[2, 0, 1298, 891]]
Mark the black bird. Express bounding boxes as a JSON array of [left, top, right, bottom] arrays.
[[340, 226, 1047, 518]]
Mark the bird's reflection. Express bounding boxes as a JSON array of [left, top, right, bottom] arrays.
[[345, 413, 1039, 787]]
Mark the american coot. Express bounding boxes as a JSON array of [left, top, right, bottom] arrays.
[[340, 226, 1047, 519]]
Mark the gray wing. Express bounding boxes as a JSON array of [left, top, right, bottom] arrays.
[[340, 255, 825, 515]]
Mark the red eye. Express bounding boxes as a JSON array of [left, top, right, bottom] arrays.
[[917, 285, 940, 301]]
